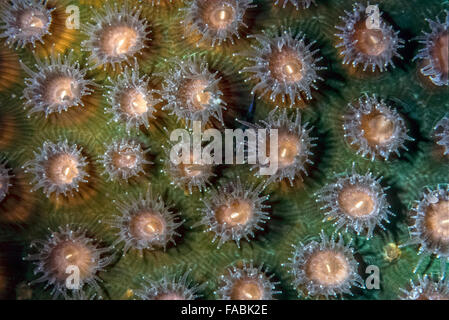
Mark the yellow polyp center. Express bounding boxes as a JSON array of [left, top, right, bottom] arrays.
[[155, 292, 185, 300], [45, 77, 78, 105], [112, 149, 137, 169], [180, 79, 211, 110], [338, 185, 375, 217], [305, 250, 350, 286], [269, 48, 303, 82], [129, 212, 166, 241], [353, 20, 389, 56], [100, 26, 138, 57], [215, 199, 253, 227], [120, 88, 148, 116], [208, 4, 236, 29], [360, 112, 395, 146], [230, 279, 263, 300], [46, 153, 79, 185], [432, 32, 449, 76], [277, 133, 300, 168], [49, 241, 93, 281], [424, 200, 449, 242], [383, 242, 401, 262]]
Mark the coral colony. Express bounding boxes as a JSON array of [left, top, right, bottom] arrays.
[[0, 0, 448, 301]]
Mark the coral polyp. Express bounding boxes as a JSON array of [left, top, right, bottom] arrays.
[[343, 94, 412, 161], [434, 115, 449, 155], [165, 146, 215, 193], [241, 30, 325, 105], [105, 64, 158, 132], [100, 139, 151, 182], [400, 275, 449, 300], [181, 0, 255, 47], [335, 2, 404, 72], [286, 231, 364, 298], [0, 0, 54, 49], [26, 225, 113, 299], [273, 0, 315, 10], [0, 159, 13, 203], [215, 262, 280, 300], [197, 179, 270, 248], [136, 271, 203, 300], [23, 140, 89, 198], [111, 190, 183, 254], [315, 165, 393, 238], [161, 56, 225, 126], [407, 185, 449, 273], [415, 11, 449, 86], [241, 107, 315, 185], [82, 3, 150, 69], [22, 52, 95, 117]]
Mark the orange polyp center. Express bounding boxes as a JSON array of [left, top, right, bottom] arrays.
[[353, 20, 389, 56], [129, 212, 166, 241], [360, 112, 395, 146], [338, 185, 375, 217], [179, 79, 211, 110], [269, 48, 303, 82], [305, 250, 350, 286], [433, 32, 449, 76], [424, 200, 449, 242], [46, 153, 79, 185], [100, 26, 138, 57], [45, 77, 77, 105], [49, 241, 93, 281], [277, 133, 300, 168], [207, 3, 236, 30], [230, 279, 263, 300], [215, 199, 253, 227], [113, 149, 138, 169], [120, 88, 149, 116]]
